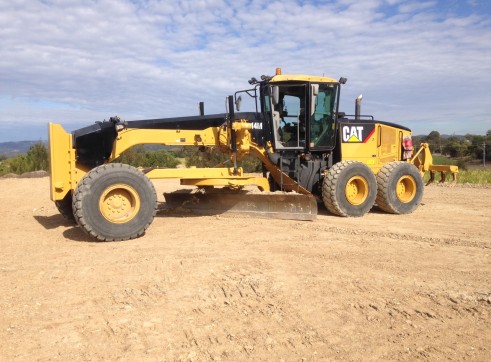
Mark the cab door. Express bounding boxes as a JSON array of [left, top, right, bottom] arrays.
[[308, 83, 338, 150], [271, 84, 307, 150]]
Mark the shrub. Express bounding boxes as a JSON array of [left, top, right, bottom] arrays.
[[115, 146, 179, 168], [185, 147, 262, 173], [185, 147, 226, 168], [143, 149, 179, 168], [0, 142, 49, 175]]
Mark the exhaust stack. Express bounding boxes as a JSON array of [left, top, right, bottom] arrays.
[[355, 94, 362, 120]]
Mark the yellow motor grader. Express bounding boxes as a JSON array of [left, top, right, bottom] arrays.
[[48, 68, 458, 241]]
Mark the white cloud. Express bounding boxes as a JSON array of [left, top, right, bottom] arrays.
[[0, 0, 490, 141], [398, 0, 436, 14]]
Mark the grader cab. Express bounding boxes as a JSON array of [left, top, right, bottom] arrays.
[[49, 69, 458, 241]]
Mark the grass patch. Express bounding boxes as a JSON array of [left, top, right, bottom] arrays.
[[457, 169, 491, 184], [432, 155, 455, 165]]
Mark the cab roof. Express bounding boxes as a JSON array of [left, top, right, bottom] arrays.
[[270, 74, 338, 83]]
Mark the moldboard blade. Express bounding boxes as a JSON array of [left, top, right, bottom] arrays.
[[163, 189, 317, 221]]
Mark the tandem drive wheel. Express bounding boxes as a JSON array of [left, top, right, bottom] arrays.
[[376, 161, 424, 214], [73, 163, 157, 241], [322, 160, 377, 217]]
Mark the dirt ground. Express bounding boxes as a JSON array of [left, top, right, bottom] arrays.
[[0, 177, 490, 361]]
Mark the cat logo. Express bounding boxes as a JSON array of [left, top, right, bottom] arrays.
[[341, 124, 375, 143], [251, 122, 263, 130], [342, 126, 364, 142]]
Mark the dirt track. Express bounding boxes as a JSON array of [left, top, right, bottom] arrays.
[[1, 177, 490, 361]]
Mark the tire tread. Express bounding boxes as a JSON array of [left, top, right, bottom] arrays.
[[376, 161, 423, 214], [322, 160, 377, 217]]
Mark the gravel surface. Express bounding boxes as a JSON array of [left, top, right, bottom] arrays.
[[1, 178, 490, 361]]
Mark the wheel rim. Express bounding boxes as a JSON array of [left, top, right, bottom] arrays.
[[396, 175, 417, 203], [345, 176, 369, 206], [99, 184, 140, 223]]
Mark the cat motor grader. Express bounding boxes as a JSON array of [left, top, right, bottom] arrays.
[[48, 68, 458, 241]]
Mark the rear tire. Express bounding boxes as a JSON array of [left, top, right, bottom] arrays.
[[322, 161, 377, 217], [55, 191, 75, 221], [73, 163, 157, 241], [376, 161, 423, 214]]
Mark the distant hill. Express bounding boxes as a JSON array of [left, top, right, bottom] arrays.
[[0, 140, 48, 158]]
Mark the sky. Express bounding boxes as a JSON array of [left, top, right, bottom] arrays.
[[1, 0, 490, 142]]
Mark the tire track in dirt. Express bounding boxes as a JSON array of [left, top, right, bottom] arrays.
[[294, 222, 490, 249], [166, 261, 331, 360]]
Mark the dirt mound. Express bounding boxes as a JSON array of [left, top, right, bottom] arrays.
[[1, 170, 49, 178], [19, 170, 49, 178], [0, 172, 19, 178]]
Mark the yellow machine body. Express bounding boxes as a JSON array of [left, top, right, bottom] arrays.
[[49, 123, 273, 200], [48, 69, 458, 241], [48, 117, 312, 202], [340, 123, 412, 173], [49, 123, 86, 201]]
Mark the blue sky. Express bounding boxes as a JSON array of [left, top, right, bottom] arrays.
[[0, 0, 490, 142]]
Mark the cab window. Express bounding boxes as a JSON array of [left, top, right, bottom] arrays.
[[272, 84, 306, 149], [310, 83, 337, 148]]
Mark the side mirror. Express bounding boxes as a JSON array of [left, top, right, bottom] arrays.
[[235, 96, 242, 111], [267, 86, 279, 106]]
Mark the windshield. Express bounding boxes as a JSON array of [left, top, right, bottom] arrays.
[[266, 82, 338, 150], [310, 83, 338, 148]]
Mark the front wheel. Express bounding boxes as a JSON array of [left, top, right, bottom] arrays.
[[322, 161, 377, 217], [73, 163, 157, 241], [376, 161, 424, 214]]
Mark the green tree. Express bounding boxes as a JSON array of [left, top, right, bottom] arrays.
[[26, 142, 49, 171], [116, 145, 147, 166], [115, 145, 180, 168], [443, 136, 469, 158], [422, 131, 444, 154], [467, 135, 486, 160], [240, 155, 262, 173], [185, 147, 262, 173], [171, 146, 192, 158], [9, 155, 30, 174], [143, 149, 179, 168], [186, 147, 227, 168], [6, 142, 49, 174]]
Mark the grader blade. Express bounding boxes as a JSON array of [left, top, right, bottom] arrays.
[[163, 189, 317, 221]]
